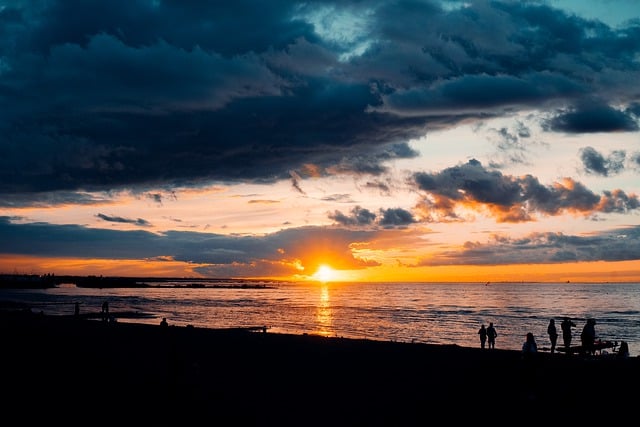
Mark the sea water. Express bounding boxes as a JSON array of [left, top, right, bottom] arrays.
[[2, 281, 639, 355]]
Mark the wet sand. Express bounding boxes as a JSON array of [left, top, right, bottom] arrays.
[[2, 310, 637, 424]]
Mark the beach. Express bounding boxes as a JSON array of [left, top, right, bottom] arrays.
[[2, 309, 638, 424]]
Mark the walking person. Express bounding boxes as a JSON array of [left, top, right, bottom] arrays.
[[547, 319, 558, 354], [478, 324, 487, 349], [486, 322, 497, 349], [560, 317, 576, 353]]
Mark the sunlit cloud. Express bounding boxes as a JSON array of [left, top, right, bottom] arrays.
[[0, 0, 639, 281]]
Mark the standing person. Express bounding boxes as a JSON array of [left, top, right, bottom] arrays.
[[101, 300, 109, 322], [560, 317, 576, 353], [486, 322, 497, 349], [478, 324, 487, 349], [547, 319, 559, 354]]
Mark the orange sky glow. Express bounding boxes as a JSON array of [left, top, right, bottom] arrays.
[[1, 1, 640, 284], [3, 254, 640, 283]]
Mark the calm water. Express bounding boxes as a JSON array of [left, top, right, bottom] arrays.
[[2, 281, 639, 355]]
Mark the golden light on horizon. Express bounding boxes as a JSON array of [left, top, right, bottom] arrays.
[[312, 264, 338, 283], [3, 254, 640, 283]]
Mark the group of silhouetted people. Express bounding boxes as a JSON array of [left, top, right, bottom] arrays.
[[520, 317, 594, 356], [477, 316, 630, 358], [515, 317, 595, 356], [478, 322, 497, 349], [558, 316, 598, 356]]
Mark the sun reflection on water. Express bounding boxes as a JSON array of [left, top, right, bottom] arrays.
[[315, 284, 333, 336]]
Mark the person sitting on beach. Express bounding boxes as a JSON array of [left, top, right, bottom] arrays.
[[478, 324, 487, 349], [522, 332, 538, 356], [160, 317, 168, 327], [580, 319, 596, 356], [486, 322, 497, 349], [618, 341, 630, 358]]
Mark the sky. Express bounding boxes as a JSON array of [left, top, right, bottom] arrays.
[[1, 0, 640, 283]]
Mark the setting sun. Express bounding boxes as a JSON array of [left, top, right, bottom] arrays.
[[312, 265, 337, 282]]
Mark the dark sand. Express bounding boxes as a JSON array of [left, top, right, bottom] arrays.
[[2, 310, 638, 424]]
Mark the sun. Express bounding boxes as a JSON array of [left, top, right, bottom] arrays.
[[312, 264, 337, 282]]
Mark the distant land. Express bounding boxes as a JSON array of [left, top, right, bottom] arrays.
[[0, 273, 280, 289]]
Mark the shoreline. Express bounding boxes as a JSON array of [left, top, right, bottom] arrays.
[[2, 309, 638, 423]]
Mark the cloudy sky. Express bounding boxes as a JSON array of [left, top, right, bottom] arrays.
[[1, 0, 640, 282]]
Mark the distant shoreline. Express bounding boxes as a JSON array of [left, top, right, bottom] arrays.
[[2, 273, 639, 288], [0, 273, 281, 289]]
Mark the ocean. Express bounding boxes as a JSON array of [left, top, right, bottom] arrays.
[[2, 281, 639, 355]]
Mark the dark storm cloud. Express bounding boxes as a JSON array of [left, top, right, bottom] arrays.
[[329, 206, 378, 226], [0, 216, 378, 277], [416, 227, 640, 266], [1, 1, 639, 199], [0, 191, 113, 208], [579, 147, 626, 176], [0, 216, 169, 258], [545, 104, 639, 133], [329, 205, 415, 228], [96, 213, 151, 227], [627, 102, 640, 117], [413, 159, 640, 222], [378, 208, 416, 228]]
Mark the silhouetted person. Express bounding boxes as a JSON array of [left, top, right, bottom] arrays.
[[160, 317, 168, 327], [580, 319, 596, 356], [101, 301, 109, 322], [478, 324, 487, 349], [522, 332, 538, 356], [74, 302, 80, 317], [486, 322, 497, 349], [547, 319, 558, 354], [618, 341, 630, 358], [560, 317, 576, 353], [520, 332, 540, 400]]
